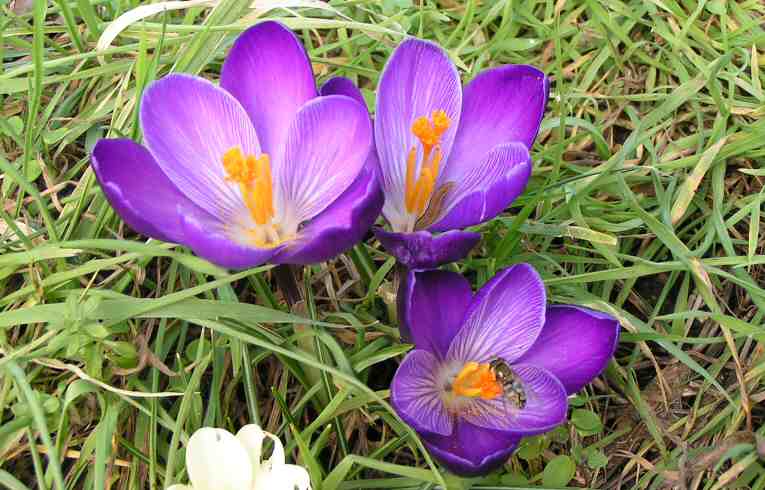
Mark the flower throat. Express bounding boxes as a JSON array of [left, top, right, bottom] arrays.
[[222, 147, 288, 248]]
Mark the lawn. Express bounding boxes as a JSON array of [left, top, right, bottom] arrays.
[[1, 0, 765, 488]]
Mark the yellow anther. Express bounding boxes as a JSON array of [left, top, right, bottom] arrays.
[[431, 110, 450, 135], [411, 117, 434, 145], [222, 147, 274, 226], [452, 362, 503, 400], [403, 110, 452, 220]]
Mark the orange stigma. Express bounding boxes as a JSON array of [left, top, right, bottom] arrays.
[[404, 110, 450, 219], [452, 362, 503, 400], [222, 147, 274, 226]]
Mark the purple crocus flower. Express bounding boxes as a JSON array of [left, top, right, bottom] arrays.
[[372, 39, 548, 269], [391, 265, 619, 476], [91, 21, 383, 269]]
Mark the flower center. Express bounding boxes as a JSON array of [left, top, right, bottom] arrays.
[[451, 361, 503, 400], [222, 147, 293, 248], [223, 147, 275, 225], [403, 110, 451, 227]]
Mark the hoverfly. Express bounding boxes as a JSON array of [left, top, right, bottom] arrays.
[[489, 357, 527, 409]]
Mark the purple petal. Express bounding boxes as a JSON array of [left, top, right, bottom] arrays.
[[140, 74, 260, 224], [430, 143, 531, 231], [276, 95, 372, 225], [422, 421, 520, 477], [375, 38, 462, 226], [179, 208, 279, 269], [272, 160, 383, 264], [515, 305, 620, 395], [391, 350, 453, 436], [397, 269, 472, 358], [459, 364, 567, 436], [448, 65, 547, 158], [373, 228, 480, 270], [91, 139, 210, 243], [266, 77, 383, 264], [447, 264, 545, 364], [221, 21, 316, 162], [320, 76, 366, 108]]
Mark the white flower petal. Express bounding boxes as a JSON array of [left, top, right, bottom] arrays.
[[262, 430, 286, 467], [185, 427, 253, 490], [252, 464, 312, 490], [235, 424, 266, 478], [166, 485, 194, 490]]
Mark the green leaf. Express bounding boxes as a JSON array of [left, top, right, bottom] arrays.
[[500, 38, 543, 51], [586, 449, 609, 469], [500, 472, 530, 485], [517, 435, 545, 461], [542, 455, 576, 487], [571, 409, 603, 433]]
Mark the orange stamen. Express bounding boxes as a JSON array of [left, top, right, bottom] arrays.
[[452, 362, 503, 400], [405, 147, 417, 212], [223, 147, 274, 226], [404, 110, 452, 218]]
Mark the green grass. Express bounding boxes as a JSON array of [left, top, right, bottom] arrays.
[[2, 0, 765, 488]]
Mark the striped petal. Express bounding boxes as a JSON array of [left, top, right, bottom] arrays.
[[459, 364, 568, 436], [221, 21, 316, 163], [140, 74, 260, 224], [275, 95, 372, 228], [375, 38, 461, 227], [91, 138, 209, 243], [391, 349, 453, 436], [447, 264, 546, 364], [515, 305, 620, 394], [430, 143, 531, 231]]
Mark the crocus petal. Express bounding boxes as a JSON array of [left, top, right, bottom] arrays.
[[320, 76, 366, 107], [459, 364, 567, 436], [91, 138, 210, 243], [140, 74, 261, 224], [262, 430, 286, 467], [221, 21, 316, 162], [180, 210, 279, 269], [375, 38, 462, 225], [447, 264, 545, 364], [391, 350, 453, 436], [448, 65, 547, 157], [268, 77, 383, 264], [422, 421, 520, 477], [166, 485, 193, 490], [515, 305, 620, 395], [276, 95, 372, 226], [235, 424, 266, 479], [252, 464, 312, 490], [185, 427, 253, 490], [373, 228, 480, 270], [398, 269, 472, 358], [430, 143, 531, 231], [272, 160, 383, 264]]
